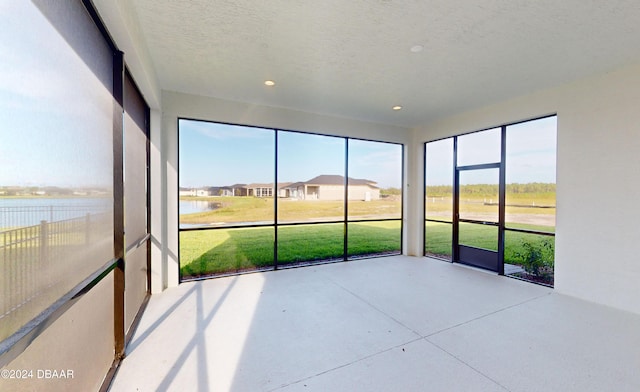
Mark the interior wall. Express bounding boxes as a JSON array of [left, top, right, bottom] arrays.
[[157, 91, 411, 290], [411, 62, 640, 315]]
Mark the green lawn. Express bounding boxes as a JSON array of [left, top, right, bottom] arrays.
[[179, 217, 553, 285], [180, 221, 401, 278]]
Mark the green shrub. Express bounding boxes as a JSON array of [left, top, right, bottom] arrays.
[[513, 238, 554, 277]]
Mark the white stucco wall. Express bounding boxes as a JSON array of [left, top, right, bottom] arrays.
[[347, 185, 380, 201], [410, 62, 640, 314]]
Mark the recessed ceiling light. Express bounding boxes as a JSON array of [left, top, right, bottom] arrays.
[[410, 45, 424, 53], [264, 80, 275, 86], [392, 105, 402, 111]]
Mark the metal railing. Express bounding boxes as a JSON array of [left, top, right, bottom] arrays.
[[0, 204, 104, 229], [0, 211, 112, 341]]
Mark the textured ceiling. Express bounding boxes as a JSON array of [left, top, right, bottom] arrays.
[[130, 0, 640, 127]]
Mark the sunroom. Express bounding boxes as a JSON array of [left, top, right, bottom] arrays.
[[1, 1, 640, 391]]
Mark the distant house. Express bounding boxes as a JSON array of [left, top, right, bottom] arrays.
[[179, 187, 196, 197], [223, 183, 290, 197], [281, 181, 305, 199], [219, 177, 379, 200], [280, 175, 380, 201], [246, 183, 273, 197], [195, 188, 210, 197], [229, 184, 248, 196], [207, 186, 233, 197], [276, 183, 292, 198]]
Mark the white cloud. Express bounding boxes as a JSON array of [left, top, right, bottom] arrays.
[[182, 120, 272, 140]]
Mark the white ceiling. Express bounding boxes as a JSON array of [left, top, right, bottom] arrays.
[[130, 0, 640, 128]]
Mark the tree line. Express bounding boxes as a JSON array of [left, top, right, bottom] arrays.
[[426, 183, 555, 196]]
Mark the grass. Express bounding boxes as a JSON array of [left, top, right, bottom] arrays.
[[181, 219, 553, 283], [424, 221, 453, 259], [183, 194, 552, 227], [459, 222, 498, 251], [179, 196, 401, 225], [179, 221, 401, 278], [426, 195, 555, 232], [427, 196, 556, 215], [347, 221, 401, 256], [180, 194, 554, 283]]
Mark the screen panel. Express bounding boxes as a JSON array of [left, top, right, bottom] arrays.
[[425, 138, 453, 222], [458, 222, 498, 251], [505, 117, 557, 233], [0, 272, 115, 391], [0, 1, 114, 342], [124, 73, 148, 245], [123, 72, 149, 334], [347, 140, 402, 220], [178, 123, 404, 276], [347, 221, 401, 258], [458, 169, 499, 223], [504, 230, 555, 286], [425, 221, 452, 260], [178, 121, 275, 229], [457, 128, 501, 167], [277, 132, 346, 265], [277, 132, 345, 223], [180, 227, 274, 278], [278, 223, 344, 265], [125, 245, 147, 332], [178, 121, 275, 277]]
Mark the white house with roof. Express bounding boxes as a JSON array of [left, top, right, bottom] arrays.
[[280, 175, 380, 201]]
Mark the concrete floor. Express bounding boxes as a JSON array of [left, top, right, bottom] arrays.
[[109, 256, 640, 392]]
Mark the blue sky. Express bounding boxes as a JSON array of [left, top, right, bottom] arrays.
[[505, 116, 557, 184], [0, 2, 113, 188], [179, 120, 403, 189]]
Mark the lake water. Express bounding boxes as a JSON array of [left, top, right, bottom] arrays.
[[1, 198, 219, 229], [179, 200, 220, 215], [0, 198, 112, 228]]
